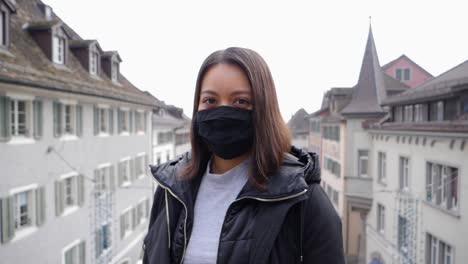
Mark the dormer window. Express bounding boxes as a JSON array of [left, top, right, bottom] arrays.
[[0, 0, 15, 49], [396, 68, 411, 82], [111, 60, 119, 82], [89, 45, 99, 75], [53, 34, 65, 64]]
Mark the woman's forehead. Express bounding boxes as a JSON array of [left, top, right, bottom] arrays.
[[201, 64, 251, 94]]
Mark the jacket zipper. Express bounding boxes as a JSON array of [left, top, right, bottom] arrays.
[[150, 176, 188, 264], [215, 188, 308, 264]]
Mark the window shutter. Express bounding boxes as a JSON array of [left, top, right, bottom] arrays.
[[76, 104, 83, 137], [77, 174, 85, 206], [117, 109, 122, 134], [93, 105, 99, 135], [78, 241, 86, 264], [108, 108, 114, 135], [95, 229, 102, 258], [143, 111, 147, 133], [109, 165, 116, 192], [55, 180, 64, 216], [132, 207, 137, 229], [33, 100, 43, 139], [120, 214, 125, 239], [130, 158, 136, 181], [145, 199, 150, 218], [35, 186, 46, 226], [0, 95, 11, 141], [0, 196, 15, 243], [117, 162, 123, 186], [53, 101, 63, 137], [144, 155, 149, 177], [129, 110, 134, 133]]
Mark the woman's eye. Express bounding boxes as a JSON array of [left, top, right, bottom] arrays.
[[202, 98, 216, 104], [234, 98, 251, 105]]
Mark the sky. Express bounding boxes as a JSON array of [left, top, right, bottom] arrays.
[[43, 0, 468, 121]]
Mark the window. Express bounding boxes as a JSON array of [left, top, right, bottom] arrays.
[[426, 162, 459, 212], [135, 154, 149, 178], [53, 35, 66, 64], [322, 125, 340, 141], [118, 158, 131, 186], [120, 208, 136, 239], [0, 10, 7, 47], [0, 186, 45, 243], [358, 150, 369, 177], [157, 131, 173, 145], [396, 68, 411, 81], [10, 99, 28, 136], [324, 156, 341, 177], [394, 106, 404, 122], [63, 240, 85, 264], [89, 45, 99, 75], [430, 101, 444, 121], [404, 105, 414, 122], [415, 104, 428, 122], [137, 199, 149, 225], [55, 174, 84, 216], [398, 216, 408, 256], [94, 165, 115, 195], [166, 150, 171, 162], [118, 109, 132, 134], [426, 233, 454, 264], [156, 153, 161, 165], [332, 190, 339, 206], [95, 223, 111, 258], [111, 61, 119, 82], [377, 204, 385, 234], [53, 102, 83, 138], [377, 152, 386, 183], [310, 120, 321, 133], [94, 106, 114, 135], [135, 111, 146, 133], [399, 157, 410, 190]]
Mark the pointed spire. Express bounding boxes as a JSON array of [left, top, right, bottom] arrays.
[[341, 23, 387, 117]]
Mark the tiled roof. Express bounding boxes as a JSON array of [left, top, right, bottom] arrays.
[[384, 60, 468, 105], [0, 0, 156, 107], [341, 26, 387, 116]]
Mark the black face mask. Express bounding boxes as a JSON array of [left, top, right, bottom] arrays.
[[195, 106, 254, 160]]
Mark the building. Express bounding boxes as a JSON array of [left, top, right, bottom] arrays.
[[304, 25, 434, 264], [382, 54, 433, 88], [366, 60, 468, 264], [287, 108, 310, 150], [149, 92, 190, 167], [0, 1, 158, 263]]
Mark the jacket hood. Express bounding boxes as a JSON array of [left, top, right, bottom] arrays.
[[149, 146, 321, 201]]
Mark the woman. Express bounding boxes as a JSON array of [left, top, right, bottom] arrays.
[[143, 47, 345, 264]]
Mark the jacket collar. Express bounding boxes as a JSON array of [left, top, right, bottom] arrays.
[[149, 146, 321, 204]]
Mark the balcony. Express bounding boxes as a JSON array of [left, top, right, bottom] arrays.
[[344, 176, 373, 211]]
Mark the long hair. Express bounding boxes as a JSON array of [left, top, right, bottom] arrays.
[[181, 47, 291, 189]]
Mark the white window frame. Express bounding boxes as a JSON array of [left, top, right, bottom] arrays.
[[377, 152, 386, 183], [53, 35, 66, 65], [0, 10, 6, 47], [426, 162, 459, 213], [400, 157, 410, 191], [358, 150, 369, 177], [111, 60, 119, 82], [120, 108, 130, 134], [96, 164, 112, 195], [119, 157, 131, 187], [89, 45, 99, 75], [62, 239, 84, 264], [9, 184, 38, 240], [60, 172, 79, 214], [427, 233, 455, 264], [377, 204, 385, 234], [121, 207, 132, 238], [135, 110, 145, 134], [395, 67, 411, 81], [137, 198, 148, 225], [7, 93, 35, 142], [136, 153, 147, 178]]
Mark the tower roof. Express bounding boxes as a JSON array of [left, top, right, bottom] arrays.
[[341, 25, 387, 117]]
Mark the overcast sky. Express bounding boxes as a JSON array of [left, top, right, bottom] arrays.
[[44, 0, 468, 121]]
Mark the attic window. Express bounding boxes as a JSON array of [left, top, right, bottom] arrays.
[[111, 60, 119, 82], [0, 2, 12, 48], [396, 68, 411, 81], [89, 45, 99, 75], [53, 34, 66, 64], [0, 9, 6, 46]]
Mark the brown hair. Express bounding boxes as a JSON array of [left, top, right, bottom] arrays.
[[182, 47, 291, 189]]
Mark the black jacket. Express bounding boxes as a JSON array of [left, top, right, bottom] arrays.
[[143, 147, 345, 264]]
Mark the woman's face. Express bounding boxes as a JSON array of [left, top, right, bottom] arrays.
[[198, 63, 253, 111]]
